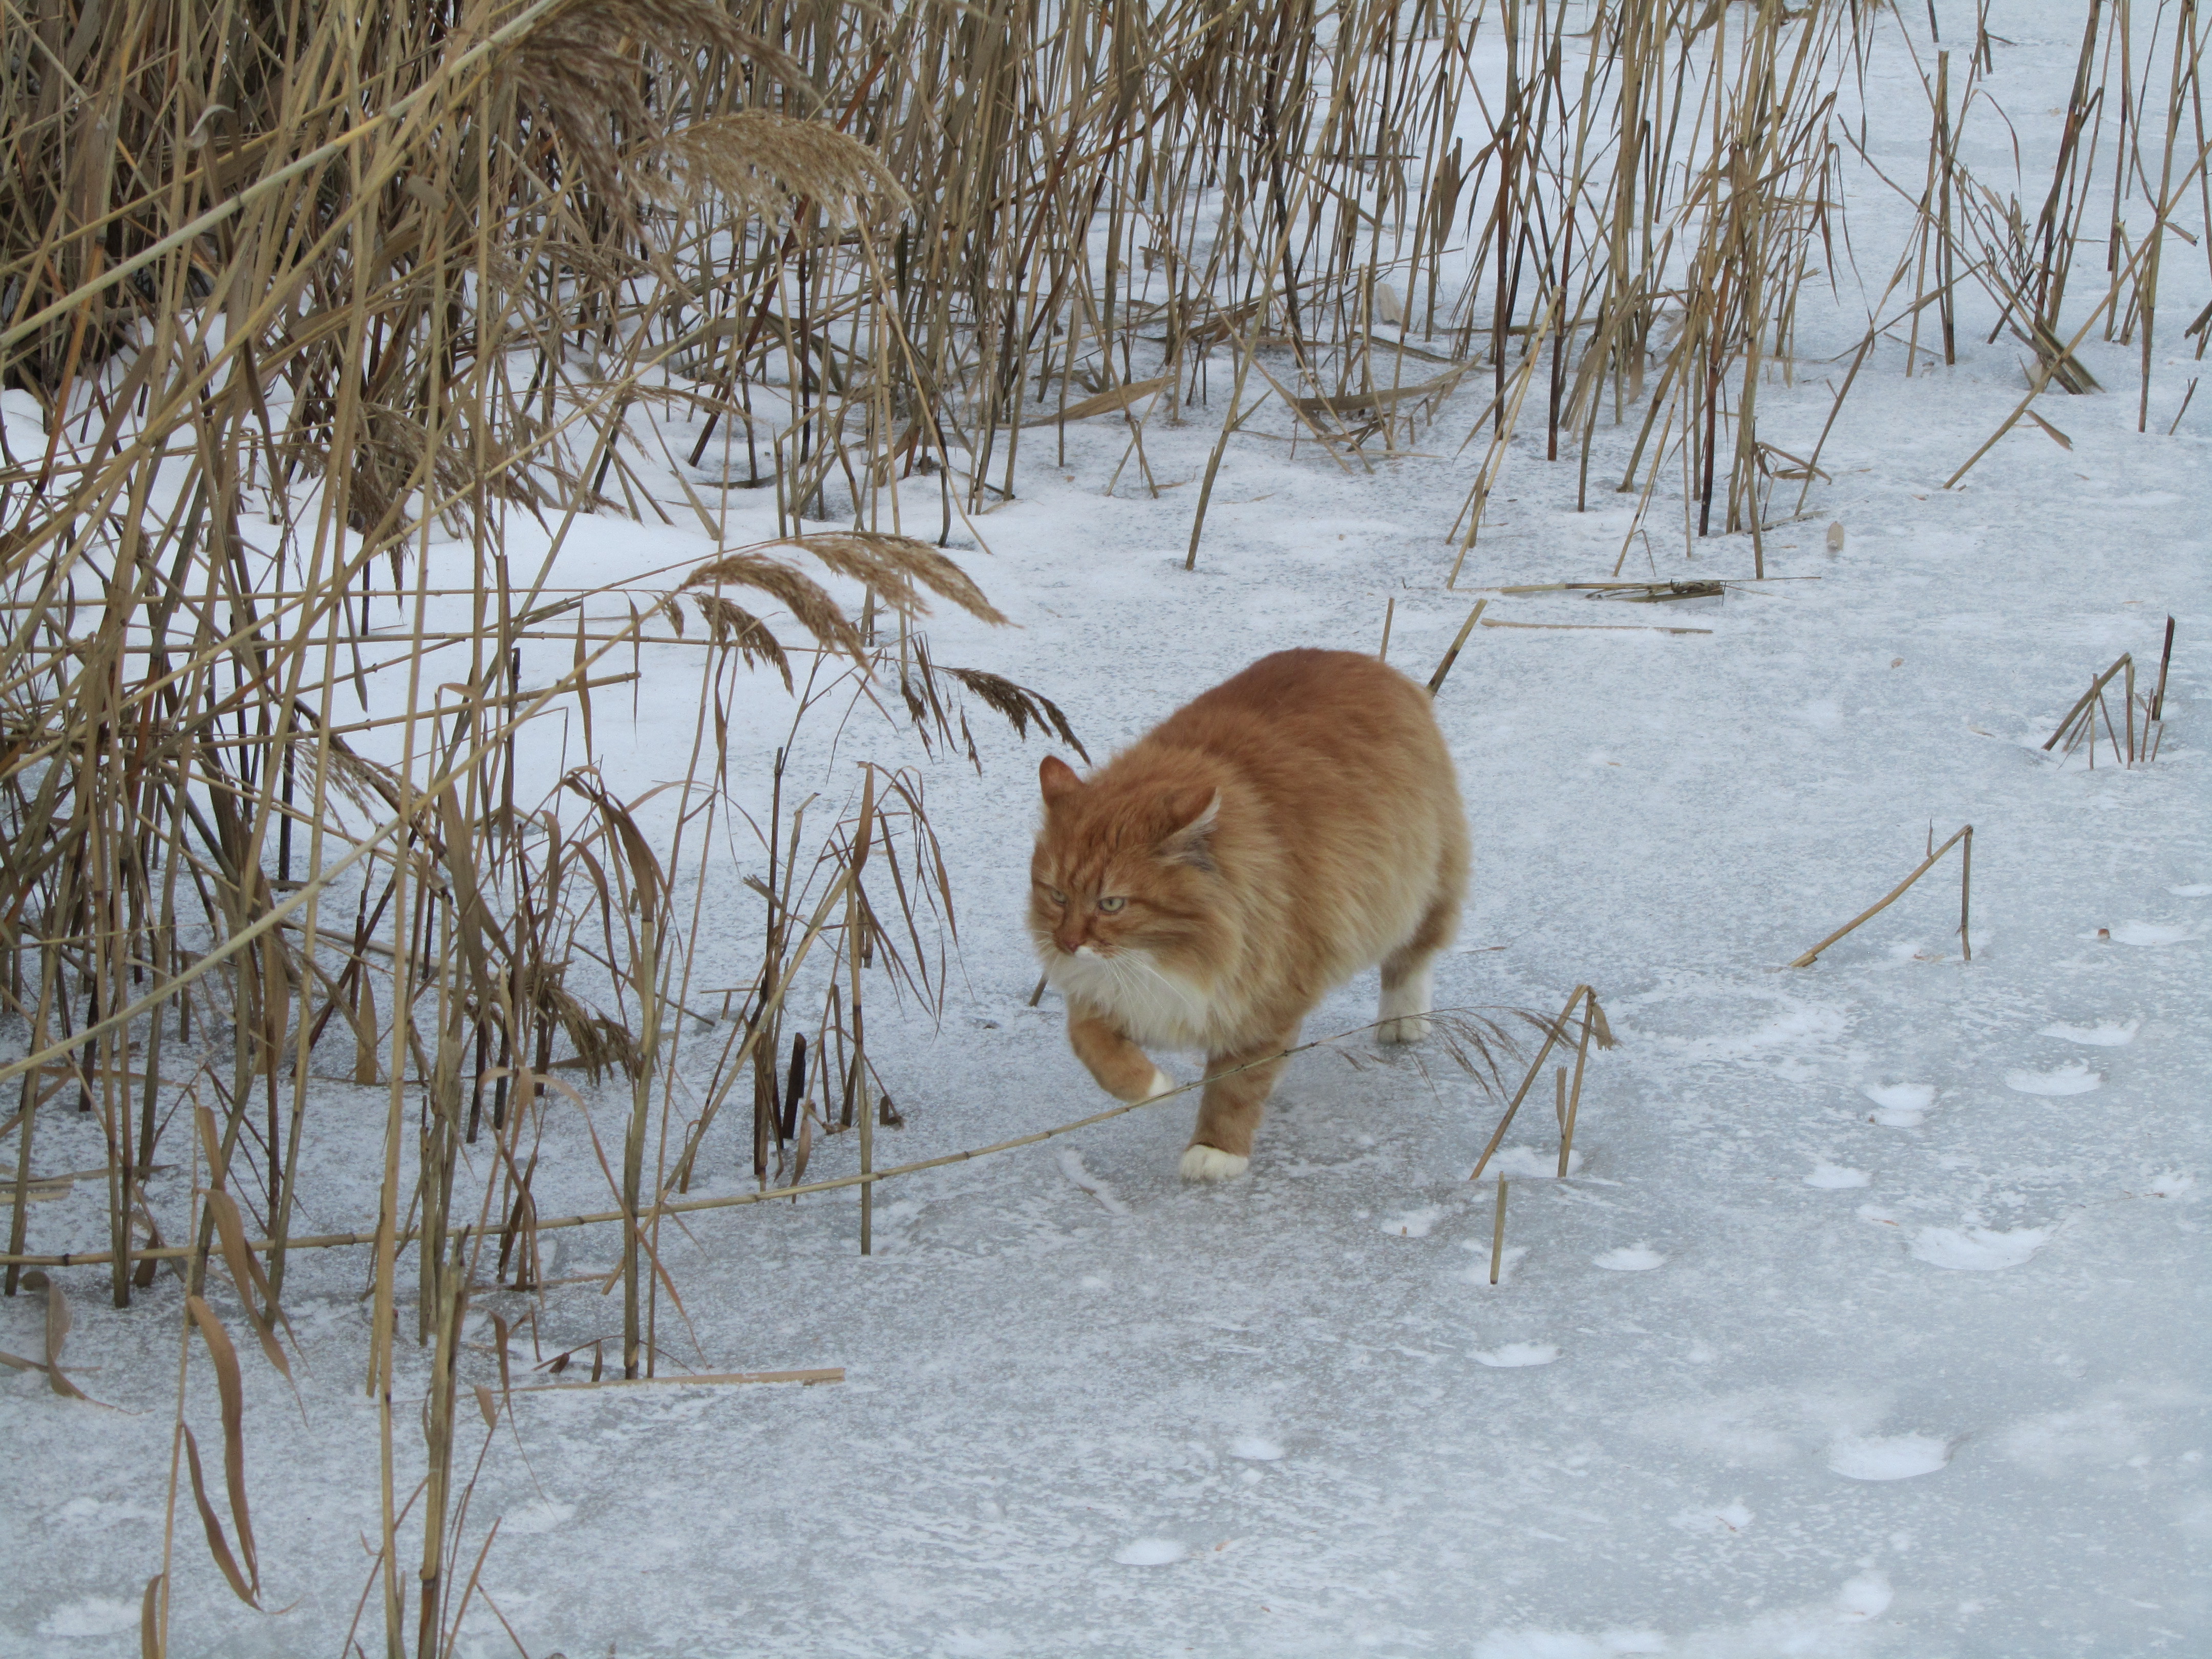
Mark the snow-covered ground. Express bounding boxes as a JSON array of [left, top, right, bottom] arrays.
[[5, 9, 2208, 1657]]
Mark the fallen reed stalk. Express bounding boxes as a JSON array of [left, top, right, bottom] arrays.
[[1787, 826, 1974, 968]]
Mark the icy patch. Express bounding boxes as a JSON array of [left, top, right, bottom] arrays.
[[2170, 883, 2212, 897], [37, 1598, 140, 1638], [1835, 1570, 1895, 1620], [502, 1499, 575, 1535], [1057, 1149, 1128, 1215], [2005, 1062, 2101, 1096], [2143, 1171, 2195, 1198], [1861, 1082, 1935, 1125], [1227, 1435, 1284, 1461], [1998, 1400, 2143, 1475], [1384, 1204, 1443, 1238], [1474, 1633, 1666, 1657], [2085, 921, 2193, 945], [1592, 1246, 1666, 1271], [1490, 1145, 1582, 1178], [1464, 1243, 1529, 1284], [1827, 1435, 1951, 1480], [1670, 1501, 1754, 1536], [2037, 1019, 2139, 1046], [1804, 1162, 1870, 1189], [1910, 1225, 2051, 1270], [1474, 1342, 1561, 1368], [1677, 1001, 1848, 1061], [1113, 1538, 1186, 1566]]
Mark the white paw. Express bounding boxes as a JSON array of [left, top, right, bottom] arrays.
[[1142, 1068, 1179, 1100], [1377, 966, 1435, 1043], [1180, 1145, 1250, 1182]]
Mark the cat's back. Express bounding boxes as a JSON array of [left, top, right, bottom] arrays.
[[1148, 648, 1449, 781]]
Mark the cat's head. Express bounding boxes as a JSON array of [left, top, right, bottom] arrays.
[[1029, 755, 1221, 968]]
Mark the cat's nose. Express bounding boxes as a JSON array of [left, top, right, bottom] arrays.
[[1055, 924, 1086, 953]]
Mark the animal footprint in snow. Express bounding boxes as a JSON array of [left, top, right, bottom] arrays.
[[1861, 1082, 1935, 1126], [1827, 1435, 1951, 1480], [1592, 1245, 1666, 1270], [1805, 1162, 1870, 1188], [2037, 1019, 2138, 1047], [1836, 1570, 1896, 1619], [1473, 1342, 1560, 1367], [1911, 1224, 2051, 1270], [2005, 1062, 2101, 1096]]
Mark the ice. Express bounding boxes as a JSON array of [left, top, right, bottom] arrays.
[[1490, 1146, 1583, 1177], [2170, 884, 2212, 898], [1473, 1343, 1562, 1368], [2005, 1063, 2102, 1096], [2083, 922, 2193, 945], [36, 1598, 140, 1638], [1910, 1226, 2053, 1271], [1227, 1435, 1284, 1461], [1592, 1246, 1667, 1270], [1803, 1162, 1870, 1189], [1670, 1502, 1754, 1536], [1827, 1436, 1952, 1481], [1113, 1538, 1186, 1566], [1384, 1204, 1444, 1237], [2037, 1019, 2139, 1046], [501, 1500, 574, 1535]]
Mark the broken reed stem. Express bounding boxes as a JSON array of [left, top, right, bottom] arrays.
[[1426, 601, 1488, 696], [1378, 597, 1396, 661], [1489, 1175, 1507, 1285], [1787, 825, 1974, 968], [1471, 984, 1594, 1182], [2044, 654, 2135, 751]]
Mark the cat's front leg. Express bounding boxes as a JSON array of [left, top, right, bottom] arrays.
[[1068, 1010, 1177, 1104], [1182, 1025, 1298, 1181]]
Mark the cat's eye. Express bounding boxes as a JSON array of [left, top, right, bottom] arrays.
[[1044, 886, 1067, 906], [1097, 896, 1126, 913]]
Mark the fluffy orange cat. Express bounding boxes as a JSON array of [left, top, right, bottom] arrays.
[[1029, 649, 1470, 1180]]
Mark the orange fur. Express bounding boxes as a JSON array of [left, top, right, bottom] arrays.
[[1029, 649, 1470, 1179]]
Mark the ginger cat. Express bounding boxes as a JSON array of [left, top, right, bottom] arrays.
[[1029, 649, 1469, 1180]]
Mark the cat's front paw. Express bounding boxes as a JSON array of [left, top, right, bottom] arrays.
[[1376, 1014, 1432, 1044], [1179, 1144, 1250, 1182]]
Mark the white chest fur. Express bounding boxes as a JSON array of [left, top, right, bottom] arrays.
[[1047, 945, 1215, 1050]]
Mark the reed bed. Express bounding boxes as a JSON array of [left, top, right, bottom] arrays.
[[1, 0, 2204, 1651]]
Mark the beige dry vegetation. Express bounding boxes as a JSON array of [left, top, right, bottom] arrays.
[[0, 0, 2205, 1650]]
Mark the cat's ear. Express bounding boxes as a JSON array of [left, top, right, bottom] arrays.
[[1160, 789, 1220, 870], [1039, 755, 1084, 806]]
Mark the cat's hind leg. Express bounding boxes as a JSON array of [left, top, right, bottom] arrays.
[[1068, 1010, 1177, 1103], [1378, 887, 1460, 1044], [1182, 1025, 1298, 1180]]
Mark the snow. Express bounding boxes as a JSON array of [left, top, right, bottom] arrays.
[[1826, 1437, 1954, 1482], [2003, 1062, 2104, 1096], [3, 5, 2209, 1656], [1591, 1246, 1668, 1271]]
